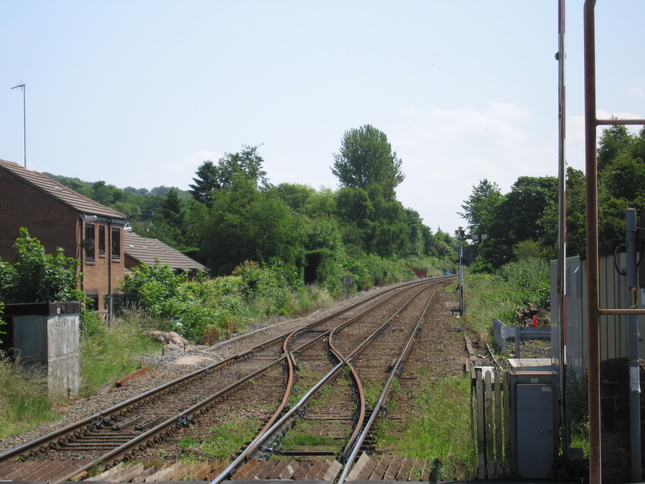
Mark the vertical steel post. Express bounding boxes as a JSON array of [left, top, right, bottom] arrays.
[[626, 209, 641, 481], [583, 1, 601, 482], [556, 0, 568, 458]]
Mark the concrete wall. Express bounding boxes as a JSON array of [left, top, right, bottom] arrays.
[[5, 302, 81, 397]]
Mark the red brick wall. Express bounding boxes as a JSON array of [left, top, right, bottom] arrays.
[[0, 170, 125, 309]]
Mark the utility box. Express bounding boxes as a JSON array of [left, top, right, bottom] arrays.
[[510, 370, 558, 479]]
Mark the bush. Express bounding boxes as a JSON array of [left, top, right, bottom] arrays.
[[465, 257, 550, 337], [0, 228, 84, 304]]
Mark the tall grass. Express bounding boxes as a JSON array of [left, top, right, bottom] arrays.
[[464, 257, 550, 339], [80, 310, 161, 395], [0, 359, 61, 438], [377, 375, 476, 480]]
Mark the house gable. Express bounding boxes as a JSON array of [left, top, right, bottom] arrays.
[[0, 159, 128, 310]]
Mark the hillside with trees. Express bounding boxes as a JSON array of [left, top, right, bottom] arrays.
[[47, 125, 458, 291]]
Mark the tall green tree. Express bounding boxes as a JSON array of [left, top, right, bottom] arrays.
[[332, 125, 404, 200], [192, 175, 300, 275], [459, 179, 503, 236], [190, 145, 269, 205], [473, 176, 558, 270]]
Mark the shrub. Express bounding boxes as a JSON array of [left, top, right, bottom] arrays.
[[0, 228, 84, 304]]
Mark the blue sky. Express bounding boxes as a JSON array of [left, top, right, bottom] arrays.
[[1, 1, 644, 233]]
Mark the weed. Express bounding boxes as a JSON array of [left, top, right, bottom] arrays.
[[377, 375, 476, 480], [0, 359, 61, 438]]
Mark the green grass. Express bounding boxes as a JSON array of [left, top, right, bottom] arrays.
[[80, 313, 161, 395], [377, 375, 476, 480], [0, 359, 62, 439], [280, 434, 335, 448], [178, 418, 260, 460], [0, 310, 162, 438]]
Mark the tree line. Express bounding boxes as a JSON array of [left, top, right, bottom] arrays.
[[460, 125, 645, 271], [48, 125, 459, 289]]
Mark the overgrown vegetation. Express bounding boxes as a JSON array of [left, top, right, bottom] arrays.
[[177, 417, 260, 460], [0, 227, 84, 304], [377, 375, 475, 480], [0, 358, 61, 439], [80, 309, 161, 396], [464, 257, 550, 338]]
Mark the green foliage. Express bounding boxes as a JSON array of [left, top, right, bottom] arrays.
[[0, 228, 84, 303], [378, 375, 475, 480], [189, 145, 269, 205], [178, 418, 260, 460], [120, 261, 232, 341], [80, 312, 161, 395], [193, 174, 301, 275], [332, 124, 404, 200], [0, 359, 61, 438], [465, 257, 550, 337], [461, 126, 645, 272]]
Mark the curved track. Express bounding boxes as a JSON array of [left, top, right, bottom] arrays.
[[0, 277, 453, 482]]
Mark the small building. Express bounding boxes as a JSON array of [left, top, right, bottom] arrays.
[[124, 230, 206, 276], [0, 159, 127, 310]]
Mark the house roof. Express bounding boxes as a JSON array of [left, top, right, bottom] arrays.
[[0, 159, 126, 220], [124, 231, 206, 273]]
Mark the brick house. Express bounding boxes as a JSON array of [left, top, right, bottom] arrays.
[[0, 159, 127, 310]]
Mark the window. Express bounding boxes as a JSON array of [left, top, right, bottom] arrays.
[[111, 227, 121, 259], [84, 224, 95, 260], [98, 225, 106, 256]]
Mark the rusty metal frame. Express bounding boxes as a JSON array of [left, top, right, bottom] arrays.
[[584, 2, 645, 483]]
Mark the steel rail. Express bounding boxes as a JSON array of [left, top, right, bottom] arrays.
[[337, 283, 440, 484], [247, 279, 440, 451], [51, 356, 290, 483], [331, 282, 436, 459], [0, 277, 450, 482], [0, 279, 425, 466], [209, 278, 445, 484]]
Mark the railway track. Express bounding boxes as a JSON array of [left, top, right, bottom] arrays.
[[0, 277, 455, 482], [211, 279, 446, 484]]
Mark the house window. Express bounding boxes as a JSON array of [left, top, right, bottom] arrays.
[[84, 224, 95, 260], [111, 227, 121, 259], [98, 225, 106, 256]]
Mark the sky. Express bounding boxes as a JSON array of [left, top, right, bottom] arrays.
[[1, 1, 644, 234]]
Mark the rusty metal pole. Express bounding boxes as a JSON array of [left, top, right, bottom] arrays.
[[583, 1, 601, 482]]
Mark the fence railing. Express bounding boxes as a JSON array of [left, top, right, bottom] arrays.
[[471, 366, 511, 479], [493, 318, 551, 356]]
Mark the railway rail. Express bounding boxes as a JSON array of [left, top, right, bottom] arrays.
[[0, 276, 454, 483], [210, 279, 445, 484]]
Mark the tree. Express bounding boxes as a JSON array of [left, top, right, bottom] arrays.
[[193, 175, 301, 275], [332, 125, 404, 200], [190, 145, 269, 205], [597, 124, 634, 171], [472, 176, 558, 270], [0, 228, 83, 303], [459, 179, 503, 235]]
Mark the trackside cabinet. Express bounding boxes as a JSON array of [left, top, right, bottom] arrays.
[[510, 370, 558, 479]]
